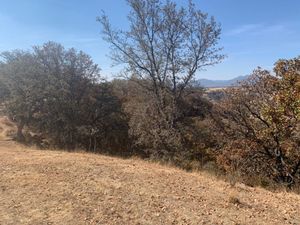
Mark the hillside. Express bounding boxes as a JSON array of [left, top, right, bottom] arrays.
[[196, 76, 249, 88], [0, 119, 300, 225]]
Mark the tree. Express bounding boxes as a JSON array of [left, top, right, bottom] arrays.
[[0, 42, 129, 152], [31, 42, 101, 149], [0, 50, 44, 141], [213, 57, 300, 186], [0, 79, 9, 102], [75, 82, 129, 154], [99, 0, 223, 155]]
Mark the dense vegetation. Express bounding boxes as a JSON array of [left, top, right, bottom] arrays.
[[0, 43, 128, 153], [213, 60, 300, 187], [0, 0, 299, 189]]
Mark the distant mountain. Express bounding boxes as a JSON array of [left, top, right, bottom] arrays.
[[195, 75, 249, 88]]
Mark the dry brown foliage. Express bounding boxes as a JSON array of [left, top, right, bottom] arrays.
[[212, 57, 300, 186]]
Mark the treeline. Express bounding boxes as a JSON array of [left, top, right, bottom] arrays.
[[0, 42, 128, 153], [0, 41, 214, 160], [1, 44, 299, 188], [0, 0, 299, 189]]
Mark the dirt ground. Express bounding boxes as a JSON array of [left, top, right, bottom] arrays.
[[0, 119, 300, 224]]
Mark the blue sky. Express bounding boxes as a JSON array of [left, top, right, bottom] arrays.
[[0, 0, 299, 80]]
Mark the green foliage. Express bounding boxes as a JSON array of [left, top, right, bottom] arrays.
[[0, 42, 128, 152]]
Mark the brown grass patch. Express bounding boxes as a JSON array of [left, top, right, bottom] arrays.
[[0, 116, 16, 141], [0, 141, 300, 225]]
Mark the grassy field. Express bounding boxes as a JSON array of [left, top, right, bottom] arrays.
[[0, 118, 300, 225]]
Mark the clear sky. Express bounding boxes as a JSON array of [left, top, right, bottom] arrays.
[[0, 0, 299, 80]]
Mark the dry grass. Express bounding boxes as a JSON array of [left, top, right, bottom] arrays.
[[0, 118, 300, 224], [0, 116, 16, 141], [206, 87, 226, 92], [0, 141, 300, 224], [228, 196, 242, 206]]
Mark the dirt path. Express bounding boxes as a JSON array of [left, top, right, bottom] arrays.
[[0, 116, 15, 141], [0, 140, 300, 225]]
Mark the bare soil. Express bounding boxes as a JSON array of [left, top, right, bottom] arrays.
[[0, 116, 16, 141], [0, 119, 300, 225]]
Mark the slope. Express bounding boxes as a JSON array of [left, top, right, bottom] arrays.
[[0, 119, 299, 225]]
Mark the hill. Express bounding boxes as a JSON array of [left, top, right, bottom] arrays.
[[196, 75, 249, 88], [0, 119, 300, 224]]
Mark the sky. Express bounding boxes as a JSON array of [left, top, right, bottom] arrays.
[[0, 0, 299, 80]]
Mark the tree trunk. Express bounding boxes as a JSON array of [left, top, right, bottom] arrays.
[[16, 121, 25, 142]]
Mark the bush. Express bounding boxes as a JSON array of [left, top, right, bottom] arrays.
[[213, 57, 300, 187]]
